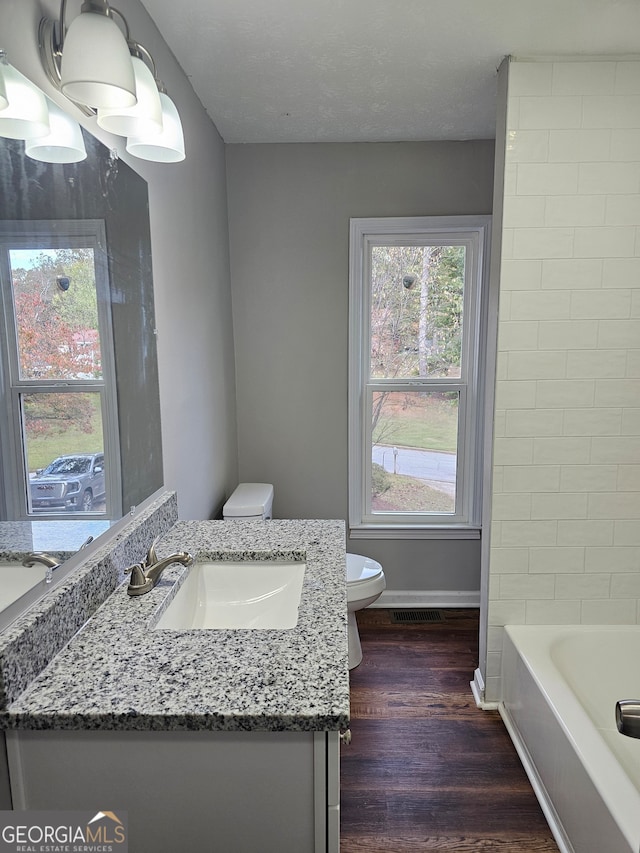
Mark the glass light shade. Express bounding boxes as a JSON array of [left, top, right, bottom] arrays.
[[0, 62, 50, 139], [97, 56, 163, 137], [25, 100, 87, 164], [60, 9, 136, 109], [126, 92, 185, 163]]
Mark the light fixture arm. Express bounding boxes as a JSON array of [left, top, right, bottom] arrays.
[[128, 41, 158, 81], [108, 6, 132, 43]]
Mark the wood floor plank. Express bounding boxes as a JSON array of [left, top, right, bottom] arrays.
[[339, 835, 560, 852], [340, 609, 559, 852]]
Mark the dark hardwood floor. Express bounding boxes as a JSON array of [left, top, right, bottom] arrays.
[[340, 609, 559, 852]]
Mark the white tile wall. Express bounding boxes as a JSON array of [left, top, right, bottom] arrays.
[[487, 58, 640, 703]]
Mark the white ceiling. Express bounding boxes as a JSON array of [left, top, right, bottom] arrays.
[[140, 0, 640, 144]]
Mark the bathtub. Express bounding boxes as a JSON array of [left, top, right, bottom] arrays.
[[500, 625, 640, 853]]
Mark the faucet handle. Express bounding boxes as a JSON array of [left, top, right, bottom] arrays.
[[125, 563, 147, 588], [144, 536, 160, 569]]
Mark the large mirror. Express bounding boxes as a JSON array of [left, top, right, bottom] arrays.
[[0, 88, 164, 597]]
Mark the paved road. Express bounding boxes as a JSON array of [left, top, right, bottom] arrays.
[[373, 444, 456, 484]]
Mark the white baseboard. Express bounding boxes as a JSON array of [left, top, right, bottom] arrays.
[[370, 589, 480, 609], [470, 667, 499, 711]]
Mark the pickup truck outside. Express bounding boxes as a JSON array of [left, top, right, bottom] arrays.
[[29, 452, 105, 513]]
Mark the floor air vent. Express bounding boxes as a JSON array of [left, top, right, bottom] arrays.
[[390, 609, 444, 624]]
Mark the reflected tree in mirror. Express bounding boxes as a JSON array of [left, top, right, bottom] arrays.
[[11, 248, 102, 381]]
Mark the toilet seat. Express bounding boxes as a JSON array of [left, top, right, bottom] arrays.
[[346, 554, 384, 587], [346, 554, 385, 608]]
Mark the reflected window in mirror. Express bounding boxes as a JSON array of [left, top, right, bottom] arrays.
[[0, 103, 163, 544], [0, 221, 121, 519]]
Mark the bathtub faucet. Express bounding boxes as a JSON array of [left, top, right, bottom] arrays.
[[615, 700, 640, 739]]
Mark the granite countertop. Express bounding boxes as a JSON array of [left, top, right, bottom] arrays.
[[0, 519, 111, 558], [2, 519, 350, 733]]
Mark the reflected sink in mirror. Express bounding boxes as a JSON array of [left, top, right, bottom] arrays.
[[154, 561, 306, 630], [0, 562, 48, 613]]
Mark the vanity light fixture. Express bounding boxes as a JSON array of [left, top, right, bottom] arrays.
[[126, 84, 185, 163], [97, 46, 163, 138], [38, 0, 185, 163], [0, 50, 85, 162], [25, 98, 87, 164], [49, 0, 136, 109], [0, 51, 51, 140]]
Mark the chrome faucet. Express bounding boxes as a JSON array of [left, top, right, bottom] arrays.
[[22, 552, 61, 584], [125, 539, 193, 596], [616, 700, 640, 739]]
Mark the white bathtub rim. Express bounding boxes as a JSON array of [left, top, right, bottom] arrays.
[[503, 624, 640, 853]]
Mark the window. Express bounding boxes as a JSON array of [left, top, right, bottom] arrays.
[[0, 220, 121, 519], [348, 216, 491, 537]]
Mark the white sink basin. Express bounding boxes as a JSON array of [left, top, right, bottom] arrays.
[[0, 562, 48, 612], [154, 560, 306, 630]]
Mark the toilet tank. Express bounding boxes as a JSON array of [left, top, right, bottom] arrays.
[[223, 483, 274, 520]]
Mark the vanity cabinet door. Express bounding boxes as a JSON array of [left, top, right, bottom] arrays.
[[314, 731, 340, 853], [0, 733, 10, 810], [7, 729, 339, 853]]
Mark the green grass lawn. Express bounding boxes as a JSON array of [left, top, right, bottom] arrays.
[[27, 426, 103, 471], [373, 393, 458, 453], [372, 471, 455, 513], [25, 396, 104, 471]]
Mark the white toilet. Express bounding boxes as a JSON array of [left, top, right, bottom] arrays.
[[223, 483, 386, 669], [223, 483, 273, 520], [346, 553, 386, 669]]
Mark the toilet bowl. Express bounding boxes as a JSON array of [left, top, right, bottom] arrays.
[[223, 484, 386, 668], [346, 553, 386, 669]]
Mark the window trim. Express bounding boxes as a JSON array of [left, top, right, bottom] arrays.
[[348, 215, 491, 538]]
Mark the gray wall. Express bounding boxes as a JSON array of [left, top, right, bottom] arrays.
[[3, 1, 496, 591], [1, 0, 239, 521], [226, 141, 495, 594]]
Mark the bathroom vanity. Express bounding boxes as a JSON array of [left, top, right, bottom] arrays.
[[2, 517, 349, 853]]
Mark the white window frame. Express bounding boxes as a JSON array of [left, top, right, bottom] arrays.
[[348, 215, 491, 539], [0, 219, 122, 520]]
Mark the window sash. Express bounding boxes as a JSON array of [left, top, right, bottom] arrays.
[[364, 235, 477, 385], [362, 383, 469, 525]]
